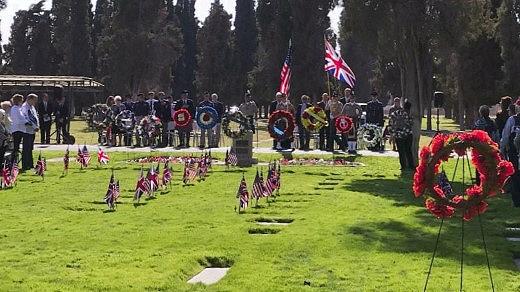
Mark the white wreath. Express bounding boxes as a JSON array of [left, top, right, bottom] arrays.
[[357, 124, 383, 148]]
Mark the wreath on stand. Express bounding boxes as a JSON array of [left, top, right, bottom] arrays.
[[268, 110, 295, 141], [173, 108, 192, 128], [301, 107, 328, 131], [335, 115, 353, 134], [389, 109, 413, 139], [357, 124, 383, 148], [222, 111, 250, 139], [413, 130, 514, 220], [196, 106, 218, 130]]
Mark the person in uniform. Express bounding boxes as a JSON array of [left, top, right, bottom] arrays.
[[174, 90, 196, 148], [133, 93, 149, 121], [37, 93, 54, 144], [211, 93, 224, 148], [342, 93, 362, 154], [366, 91, 385, 150], [157, 94, 173, 147], [326, 93, 345, 151], [317, 93, 330, 151], [198, 92, 214, 149], [296, 95, 311, 150], [239, 91, 258, 134]]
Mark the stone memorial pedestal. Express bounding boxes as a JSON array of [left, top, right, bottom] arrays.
[[232, 132, 255, 167]]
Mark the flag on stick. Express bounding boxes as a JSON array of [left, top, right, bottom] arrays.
[[63, 147, 70, 173], [252, 170, 265, 204], [35, 153, 46, 178], [324, 38, 356, 88], [236, 174, 249, 212], [279, 39, 293, 96], [2, 162, 11, 188], [134, 167, 149, 202], [98, 147, 110, 165], [104, 172, 118, 210], [162, 161, 173, 187], [10, 159, 19, 185], [147, 165, 159, 195]]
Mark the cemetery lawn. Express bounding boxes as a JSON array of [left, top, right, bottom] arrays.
[[1, 153, 520, 291]]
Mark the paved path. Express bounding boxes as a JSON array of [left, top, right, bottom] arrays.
[[34, 144, 400, 158]]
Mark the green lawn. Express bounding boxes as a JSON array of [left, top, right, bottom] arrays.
[[1, 153, 520, 291]]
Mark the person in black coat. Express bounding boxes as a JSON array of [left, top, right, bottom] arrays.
[[133, 93, 149, 120], [366, 91, 384, 127], [296, 95, 312, 150], [317, 93, 331, 151], [37, 93, 54, 144], [54, 96, 70, 144], [158, 95, 174, 147], [174, 90, 196, 148]]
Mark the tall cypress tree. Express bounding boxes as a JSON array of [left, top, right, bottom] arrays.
[[92, 0, 115, 78], [30, 10, 55, 75], [232, 0, 258, 100], [498, 0, 520, 95], [173, 0, 198, 97], [289, 0, 334, 100], [3, 10, 30, 74], [251, 0, 292, 104], [51, 0, 72, 74], [196, 0, 233, 100], [0, 0, 6, 66], [70, 0, 93, 76]]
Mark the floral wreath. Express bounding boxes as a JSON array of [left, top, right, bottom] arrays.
[[389, 109, 412, 139], [115, 110, 136, 132], [173, 109, 192, 128], [138, 115, 161, 135], [358, 124, 383, 148], [413, 130, 514, 221], [268, 110, 295, 141], [301, 106, 328, 131], [222, 111, 250, 139], [196, 106, 218, 130], [335, 115, 353, 134]]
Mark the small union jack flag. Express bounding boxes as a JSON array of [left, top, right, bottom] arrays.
[[162, 161, 172, 186], [104, 173, 118, 210], [147, 165, 159, 194], [98, 148, 110, 165], [77, 145, 90, 168], [134, 168, 150, 202], [2, 162, 11, 188]]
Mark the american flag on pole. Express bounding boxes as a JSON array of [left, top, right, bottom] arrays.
[[236, 175, 249, 211], [77, 145, 91, 168], [252, 170, 265, 200], [63, 147, 70, 172], [279, 39, 293, 96], [162, 161, 173, 186], [10, 160, 19, 185], [34, 153, 46, 178], [325, 39, 356, 88], [2, 162, 11, 188], [97, 147, 110, 165], [134, 168, 150, 202], [104, 173, 118, 210]]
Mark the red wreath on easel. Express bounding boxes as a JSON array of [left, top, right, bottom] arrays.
[[413, 130, 514, 221], [335, 115, 353, 134], [173, 109, 192, 128], [268, 110, 295, 141]]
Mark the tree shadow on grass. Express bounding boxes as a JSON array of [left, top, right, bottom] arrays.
[[346, 219, 516, 271], [342, 175, 421, 207]]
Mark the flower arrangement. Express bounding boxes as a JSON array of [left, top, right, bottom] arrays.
[[268, 110, 296, 141], [173, 108, 192, 128], [301, 106, 328, 131], [335, 115, 353, 134], [357, 124, 383, 148], [196, 106, 218, 130], [222, 111, 250, 139]]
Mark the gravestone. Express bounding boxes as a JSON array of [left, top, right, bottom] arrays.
[[232, 132, 254, 167]]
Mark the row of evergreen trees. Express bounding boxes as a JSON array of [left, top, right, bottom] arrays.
[[0, 0, 336, 105]]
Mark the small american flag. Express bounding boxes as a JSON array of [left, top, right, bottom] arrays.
[[237, 175, 249, 211], [134, 168, 150, 202], [264, 167, 275, 197], [63, 147, 70, 172], [77, 145, 90, 168], [35, 153, 46, 178], [104, 173, 118, 210], [97, 148, 110, 165], [147, 165, 159, 194], [226, 148, 238, 166], [279, 39, 293, 96], [162, 161, 172, 186], [188, 159, 198, 181], [2, 162, 11, 188], [252, 170, 265, 199], [10, 160, 19, 185]]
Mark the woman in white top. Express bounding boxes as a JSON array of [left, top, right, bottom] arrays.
[[20, 94, 39, 170], [10, 94, 26, 165]]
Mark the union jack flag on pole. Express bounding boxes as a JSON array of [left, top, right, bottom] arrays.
[[279, 39, 293, 96], [324, 39, 356, 88], [134, 167, 150, 203], [147, 165, 159, 195], [162, 161, 172, 187], [104, 172, 118, 210], [97, 147, 110, 165]]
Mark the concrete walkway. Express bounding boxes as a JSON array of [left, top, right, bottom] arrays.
[[34, 144, 400, 158]]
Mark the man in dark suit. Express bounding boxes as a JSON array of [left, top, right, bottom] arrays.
[[296, 95, 311, 150], [174, 90, 196, 148], [317, 93, 331, 150], [54, 96, 70, 144], [366, 91, 385, 150], [133, 93, 149, 120], [158, 94, 173, 147], [37, 93, 54, 144]]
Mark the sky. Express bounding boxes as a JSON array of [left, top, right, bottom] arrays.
[[0, 0, 342, 45]]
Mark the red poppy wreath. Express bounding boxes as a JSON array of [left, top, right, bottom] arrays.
[[413, 130, 514, 221]]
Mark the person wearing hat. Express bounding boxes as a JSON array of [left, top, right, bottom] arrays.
[[496, 96, 512, 140], [341, 92, 362, 154], [239, 91, 258, 134], [174, 90, 196, 148], [500, 98, 520, 207]]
